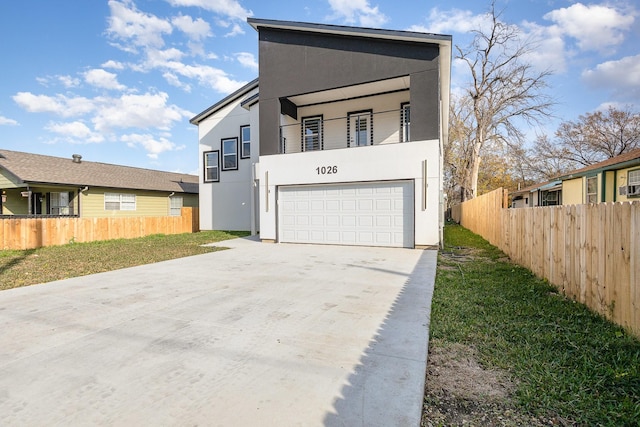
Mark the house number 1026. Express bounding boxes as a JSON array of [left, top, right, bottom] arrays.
[[316, 165, 338, 175]]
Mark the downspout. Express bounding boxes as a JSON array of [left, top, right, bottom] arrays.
[[250, 163, 257, 236], [79, 186, 89, 217], [27, 184, 31, 215]]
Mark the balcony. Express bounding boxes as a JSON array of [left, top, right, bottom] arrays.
[[279, 107, 411, 154]]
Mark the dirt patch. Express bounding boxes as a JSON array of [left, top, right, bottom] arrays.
[[422, 343, 555, 426]]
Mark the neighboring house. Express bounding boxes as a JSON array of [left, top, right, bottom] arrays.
[[191, 18, 452, 248], [560, 148, 640, 204], [0, 149, 198, 217], [511, 180, 562, 208], [510, 148, 640, 207]]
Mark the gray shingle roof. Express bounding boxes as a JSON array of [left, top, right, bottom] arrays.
[[0, 149, 199, 194]]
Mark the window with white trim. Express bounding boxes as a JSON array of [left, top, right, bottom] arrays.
[[586, 176, 598, 204], [302, 116, 322, 151], [204, 151, 219, 182], [628, 169, 640, 197], [240, 125, 250, 159], [222, 137, 238, 170], [105, 193, 136, 211], [50, 192, 71, 215], [169, 196, 183, 216]]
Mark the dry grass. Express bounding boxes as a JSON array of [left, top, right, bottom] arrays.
[[0, 231, 248, 290]]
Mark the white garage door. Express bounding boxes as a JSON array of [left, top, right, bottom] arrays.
[[278, 181, 414, 248]]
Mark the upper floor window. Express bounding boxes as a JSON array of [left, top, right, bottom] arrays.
[[105, 193, 136, 211], [204, 151, 220, 182], [401, 103, 410, 142], [302, 116, 323, 151], [222, 137, 238, 170], [240, 125, 251, 159], [586, 176, 598, 204]]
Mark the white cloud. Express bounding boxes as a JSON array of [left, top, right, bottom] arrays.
[[35, 75, 81, 88], [107, 0, 172, 51], [13, 92, 96, 117], [543, 3, 634, 53], [45, 121, 105, 143], [224, 22, 245, 37], [235, 52, 258, 71], [163, 72, 192, 92], [83, 69, 127, 91], [520, 21, 568, 73], [59, 75, 81, 88], [160, 61, 246, 93], [0, 115, 18, 126], [165, 0, 252, 21], [328, 0, 387, 27], [409, 8, 492, 34], [582, 54, 640, 101], [91, 92, 190, 132], [171, 14, 211, 40], [120, 133, 185, 159], [102, 60, 126, 70]]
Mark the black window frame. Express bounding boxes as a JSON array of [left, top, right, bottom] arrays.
[[203, 150, 220, 182], [301, 115, 323, 152], [221, 137, 239, 171], [240, 125, 251, 159], [400, 102, 410, 142], [347, 109, 373, 147]]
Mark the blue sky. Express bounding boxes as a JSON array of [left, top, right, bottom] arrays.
[[0, 0, 638, 175]]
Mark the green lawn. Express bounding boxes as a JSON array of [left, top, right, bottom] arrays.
[[0, 231, 248, 290], [430, 222, 640, 425]]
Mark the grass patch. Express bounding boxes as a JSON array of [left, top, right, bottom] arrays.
[[431, 222, 640, 425], [0, 230, 248, 291]]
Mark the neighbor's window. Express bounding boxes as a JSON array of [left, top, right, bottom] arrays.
[[222, 137, 238, 170], [401, 102, 410, 142], [302, 116, 323, 151], [240, 125, 250, 159], [169, 196, 183, 216], [628, 169, 640, 197], [105, 193, 136, 211], [50, 192, 71, 215], [586, 176, 598, 204], [204, 151, 219, 182]]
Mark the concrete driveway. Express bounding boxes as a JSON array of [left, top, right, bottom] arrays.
[[0, 237, 437, 426]]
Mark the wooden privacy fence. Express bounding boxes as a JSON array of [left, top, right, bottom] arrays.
[[0, 207, 200, 250], [452, 188, 640, 338]]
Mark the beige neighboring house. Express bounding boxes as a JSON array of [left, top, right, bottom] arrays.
[[511, 148, 640, 207], [0, 149, 198, 218]]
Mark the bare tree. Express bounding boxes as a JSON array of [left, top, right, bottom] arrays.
[[524, 134, 576, 181], [454, 1, 554, 201], [552, 106, 640, 167]]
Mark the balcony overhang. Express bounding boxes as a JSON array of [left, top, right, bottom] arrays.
[[281, 76, 410, 111]]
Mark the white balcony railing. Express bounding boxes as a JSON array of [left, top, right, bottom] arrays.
[[279, 108, 410, 154]]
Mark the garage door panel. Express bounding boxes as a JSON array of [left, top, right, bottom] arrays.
[[279, 181, 414, 248]]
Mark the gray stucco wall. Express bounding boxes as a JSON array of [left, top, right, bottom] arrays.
[[257, 27, 442, 155]]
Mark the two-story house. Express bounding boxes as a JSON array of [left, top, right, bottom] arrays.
[[191, 19, 452, 248]]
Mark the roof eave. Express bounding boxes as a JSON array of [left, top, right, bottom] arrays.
[[190, 78, 259, 125], [247, 18, 452, 46]]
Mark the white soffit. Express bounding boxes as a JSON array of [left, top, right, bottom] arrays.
[[287, 76, 410, 106]]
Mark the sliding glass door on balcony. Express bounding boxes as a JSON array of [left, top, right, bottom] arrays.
[[348, 110, 372, 147]]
